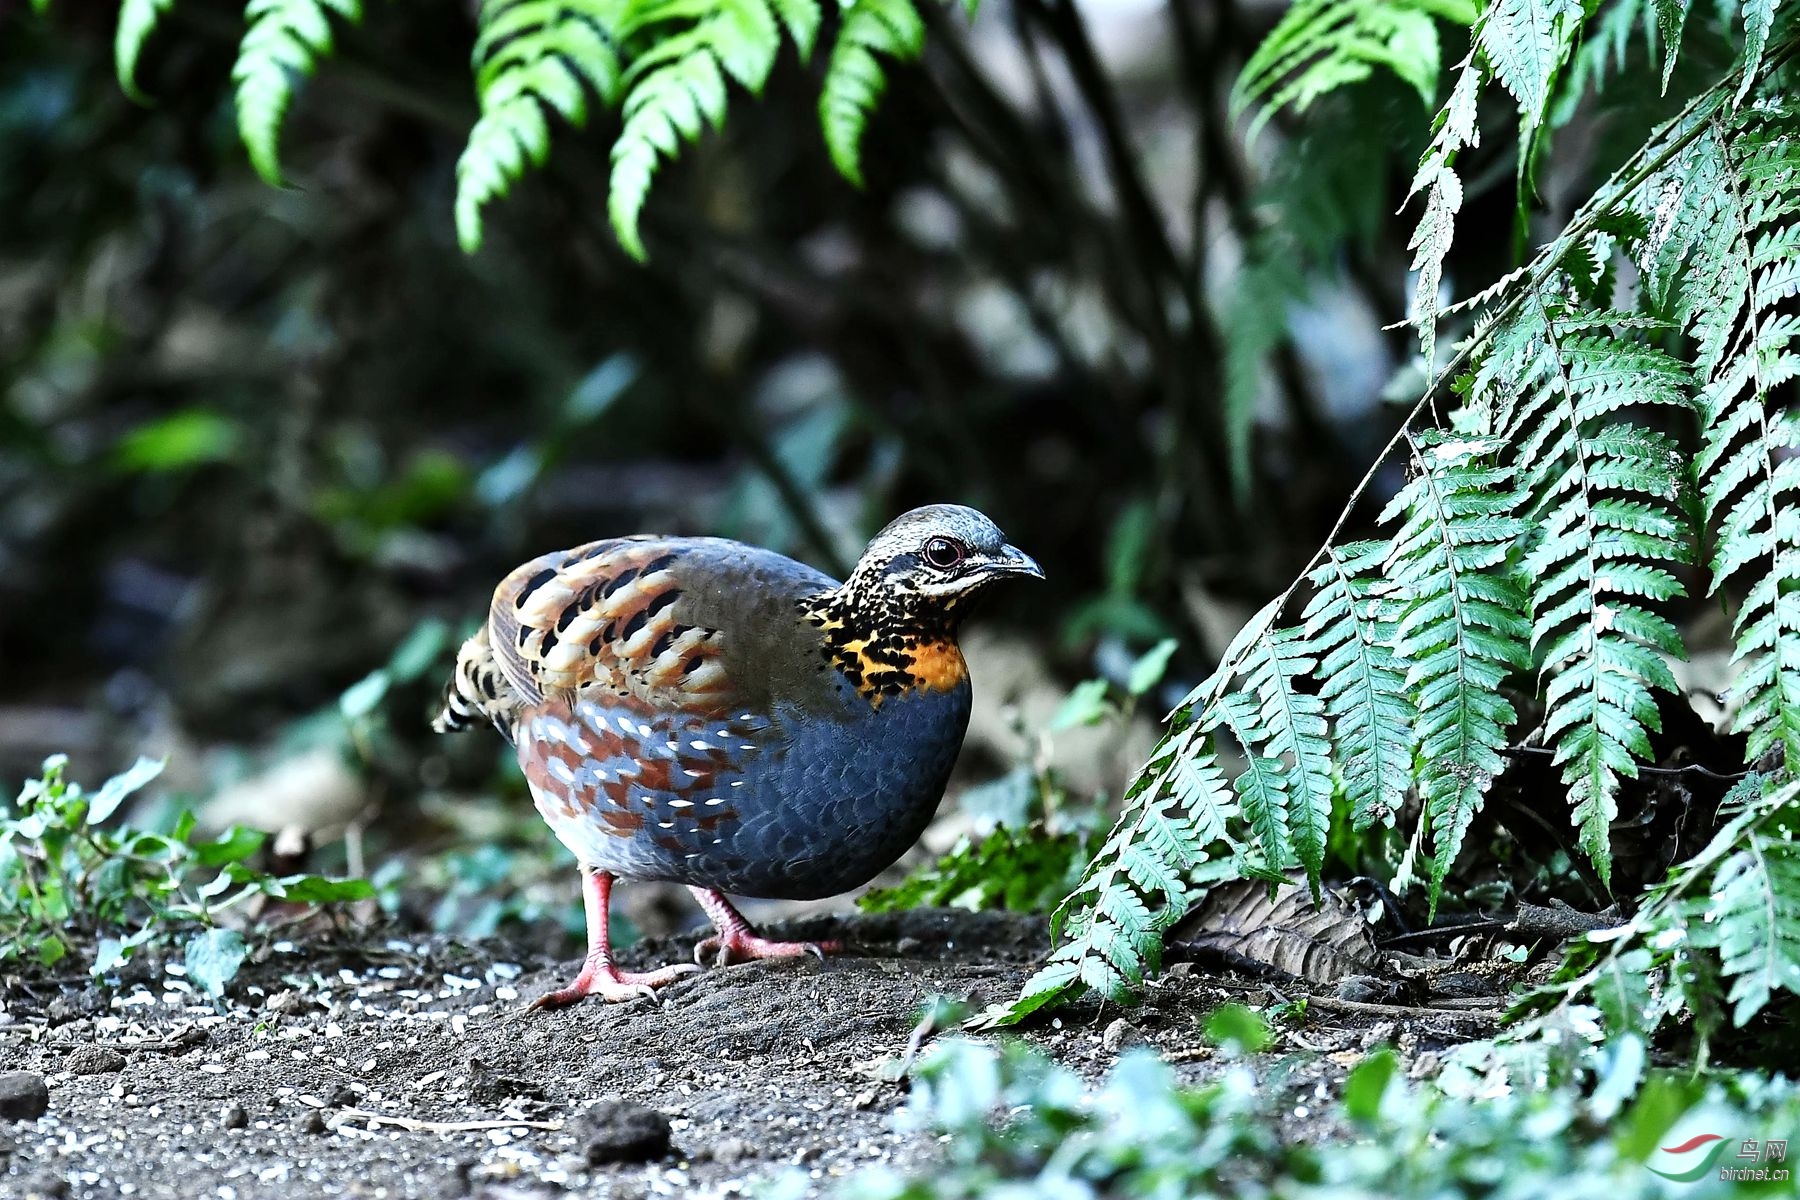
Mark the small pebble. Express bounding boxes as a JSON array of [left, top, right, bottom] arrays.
[[64, 1045, 126, 1076], [327, 1084, 358, 1108], [582, 1100, 671, 1165], [220, 1104, 249, 1130], [1101, 1018, 1143, 1053], [298, 1110, 328, 1135], [0, 1072, 49, 1122], [712, 1136, 750, 1168]]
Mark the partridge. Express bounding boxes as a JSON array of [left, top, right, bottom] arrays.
[[433, 504, 1041, 1006]]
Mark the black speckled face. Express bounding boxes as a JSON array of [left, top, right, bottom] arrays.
[[799, 505, 1042, 700]]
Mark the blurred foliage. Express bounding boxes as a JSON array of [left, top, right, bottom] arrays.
[[1, 0, 1431, 779], [0, 754, 370, 990], [823, 1030, 1800, 1199]]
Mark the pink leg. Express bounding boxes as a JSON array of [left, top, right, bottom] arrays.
[[531, 868, 698, 1009], [688, 888, 842, 967]]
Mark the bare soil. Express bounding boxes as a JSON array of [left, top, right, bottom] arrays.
[[0, 909, 1483, 1200]]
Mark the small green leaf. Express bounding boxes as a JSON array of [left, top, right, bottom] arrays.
[[1344, 1048, 1398, 1123], [1126, 639, 1179, 697], [1049, 678, 1113, 731], [264, 874, 375, 903], [115, 411, 240, 472], [194, 826, 267, 867], [185, 928, 247, 997], [36, 934, 67, 967], [87, 757, 166, 825], [116, 0, 177, 101], [94, 937, 130, 975], [1203, 1003, 1273, 1055], [339, 671, 389, 720]]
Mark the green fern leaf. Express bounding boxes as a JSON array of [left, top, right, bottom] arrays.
[[1651, 0, 1691, 90], [1482, 296, 1692, 885], [1407, 55, 1482, 367], [1383, 433, 1528, 910], [1304, 540, 1411, 831], [608, 0, 795, 259], [1226, 630, 1335, 893], [1674, 106, 1800, 770], [233, 0, 363, 186], [1689, 790, 1800, 1024], [769, 0, 821, 57], [1476, 0, 1581, 133], [1737, 0, 1778, 101], [116, 0, 176, 101], [819, 0, 924, 187], [457, 0, 625, 252], [1232, 0, 1471, 140]]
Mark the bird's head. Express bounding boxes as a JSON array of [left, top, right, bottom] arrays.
[[814, 504, 1042, 642], [804, 504, 1041, 700], [854, 503, 1043, 604]]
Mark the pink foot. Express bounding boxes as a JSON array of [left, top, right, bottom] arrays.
[[694, 930, 843, 967], [529, 868, 698, 1010], [530, 954, 699, 1010], [688, 886, 841, 968]]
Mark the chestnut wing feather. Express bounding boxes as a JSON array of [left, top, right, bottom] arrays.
[[486, 536, 752, 716]]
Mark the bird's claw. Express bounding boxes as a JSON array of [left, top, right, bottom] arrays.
[[529, 960, 699, 1009], [695, 933, 840, 967]]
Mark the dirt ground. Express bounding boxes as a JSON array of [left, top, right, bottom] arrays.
[[0, 908, 1490, 1200]]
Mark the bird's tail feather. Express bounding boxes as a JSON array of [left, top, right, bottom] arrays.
[[433, 627, 520, 740]]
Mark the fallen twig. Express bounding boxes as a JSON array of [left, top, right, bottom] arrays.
[[335, 1107, 563, 1134], [1300, 994, 1501, 1024]]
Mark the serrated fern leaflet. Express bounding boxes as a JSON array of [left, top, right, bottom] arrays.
[[234, 0, 364, 186]]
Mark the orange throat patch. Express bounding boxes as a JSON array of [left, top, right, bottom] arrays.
[[824, 632, 969, 703], [799, 588, 972, 703], [901, 638, 969, 693]]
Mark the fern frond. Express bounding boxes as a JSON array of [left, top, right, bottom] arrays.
[[1231, 0, 1471, 140], [1303, 540, 1411, 832], [1480, 295, 1693, 885], [1407, 55, 1483, 367], [116, 0, 177, 100], [1690, 791, 1800, 1024], [819, 0, 924, 187], [456, 0, 625, 252], [607, 0, 799, 258], [1382, 433, 1529, 910], [1738, 0, 1780, 100], [978, 762, 1224, 1025], [1671, 105, 1800, 770], [232, 0, 363, 186], [975, 602, 1287, 1025], [1224, 630, 1335, 893], [1477, 0, 1581, 134], [1652, 0, 1691, 90]]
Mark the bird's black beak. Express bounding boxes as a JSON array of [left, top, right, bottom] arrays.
[[986, 544, 1044, 579]]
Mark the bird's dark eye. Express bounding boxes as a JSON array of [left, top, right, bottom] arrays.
[[922, 537, 965, 570]]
